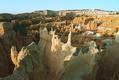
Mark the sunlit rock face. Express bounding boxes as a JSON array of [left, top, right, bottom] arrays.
[[72, 16, 99, 30], [0, 28, 78, 80], [60, 41, 99, 80], [61, 31, 76, 61], [0, 22, 5, 36], [115, 31, 119, 43]]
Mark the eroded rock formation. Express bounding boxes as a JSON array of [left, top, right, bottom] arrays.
[[0, 28, 77, 80], [0, 10, 119, 80], [0, 22, 23, 77], [0, 21, 38, 77]]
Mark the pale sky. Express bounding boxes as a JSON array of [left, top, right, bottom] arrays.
[[0, 0, 119, 14]]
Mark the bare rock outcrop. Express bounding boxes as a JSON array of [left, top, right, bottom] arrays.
[[96, 43, 119, 80], [0, 28, 78, 80], [72, 16, 101, 30], [115, 31, 119, 43], [0, 42, 46, 80], [96, 32, 119, 80], [0, 22, 23, 77]]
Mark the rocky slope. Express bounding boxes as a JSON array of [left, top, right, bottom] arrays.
[[0, 22, 33, 77], [0, 9, 119, 80]]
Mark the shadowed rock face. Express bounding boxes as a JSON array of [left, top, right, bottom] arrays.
[[0, 22, 23, 77], [3, 42, 46, 80], [0, 42, 46, 80], [96, 43, 119, 80], [0, 21, 36, 77]]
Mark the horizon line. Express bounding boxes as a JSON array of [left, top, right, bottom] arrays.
[[0, 8, 119, 14]]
